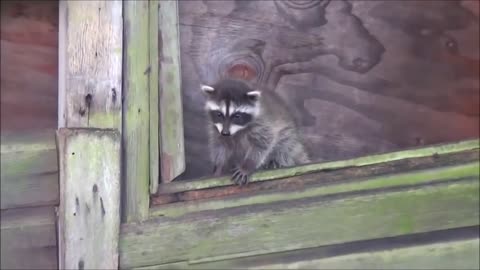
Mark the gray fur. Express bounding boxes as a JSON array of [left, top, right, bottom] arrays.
[[203, 79, 310, 185]]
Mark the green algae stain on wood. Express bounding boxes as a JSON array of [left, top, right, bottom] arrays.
[[158, 139, 480, 193], [150, 161, 480, 218], [120, 179, 480, 268], [123, 1, 151, 222], [57, 128, 121, 270], [132, 238, 480, 269], [158, 0, 185, 183], [1, 129, 59, 209]]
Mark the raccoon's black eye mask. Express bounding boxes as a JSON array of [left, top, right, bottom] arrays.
[[208, 110, 252, 126]]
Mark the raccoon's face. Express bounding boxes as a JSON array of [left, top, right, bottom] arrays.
[[201, 80, 261, 136]]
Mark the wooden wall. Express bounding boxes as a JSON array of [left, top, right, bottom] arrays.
[[176, 0, 480, 180], [0, 1, 59, 269]]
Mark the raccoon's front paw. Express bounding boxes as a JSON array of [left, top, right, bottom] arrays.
[[231, 167, 251, 186]]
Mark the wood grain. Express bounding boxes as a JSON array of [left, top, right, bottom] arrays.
[[157, 0, 186, 184], [1, 206, 57, 270], [0, 1, 58, 132], [120, 178, 479, 268], [134, 235, 480, 269], [58, 0, 122, 129], [123, 0, 150, 222], [176, 0, 480, 180], [57, 128, 121, 270], [149, 0, 160, 194], [0, 129, 58, 209], [151, 149, 480, 208]]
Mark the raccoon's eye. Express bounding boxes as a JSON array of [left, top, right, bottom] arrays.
[[232, 113, 241, 119], [216, 111, 223, 117]]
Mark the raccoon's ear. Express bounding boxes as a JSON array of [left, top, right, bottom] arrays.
[[201, 84, 215, 95], [246, 90, 261, 101]]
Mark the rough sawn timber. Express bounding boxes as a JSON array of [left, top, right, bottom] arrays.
[[1, 129, 58, 209], [120, 144, 480, 268], [58, 0, 123, 130], [57, 128, 121, 270], [122, 0, 150, 222]]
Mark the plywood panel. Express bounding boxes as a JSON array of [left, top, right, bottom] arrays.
[[176, 0, 480, 180]]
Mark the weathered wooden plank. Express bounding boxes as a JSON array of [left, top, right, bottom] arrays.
[[123, 0, 150, 222], [158, 139, 480, 194], [158, 0, 185, 183], [149, 0, 160, 194], [57, 128, 121, 270], [152, 149, 480, 205], [1, 206, 57, 270], [0, 129, 58, 209], [251, 239, 480, 270], [136, 238, 480, 270], [58, 0, 123, 129], [120, 178, 480, 268], [151, 161, 479, 218]]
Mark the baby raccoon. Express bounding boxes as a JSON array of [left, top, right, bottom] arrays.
[[201, 79, 310, 185]]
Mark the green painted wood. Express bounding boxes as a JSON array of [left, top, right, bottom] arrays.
[[1, 206, 57, 270], [158, 139, 480, 193], [0, 129, 58, 209], [123, 0, 151, 222], [151, 161, 479, 218], [134, 238, 480, 270], [57, 128, 121, 270], [149, 0, 160, 194], [252, 239, 480, 270], [58, 1, 123, 130], [120, 178, 480, 268], [157, 0, 185, 183]]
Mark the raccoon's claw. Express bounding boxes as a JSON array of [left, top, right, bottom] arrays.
[[231, 167, 250, 186]]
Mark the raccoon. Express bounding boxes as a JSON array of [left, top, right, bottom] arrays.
[[201, 79, 310, 185]]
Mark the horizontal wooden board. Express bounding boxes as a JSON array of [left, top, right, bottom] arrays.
[[120, 178, 480, 268], [134, 237, 480, 269], [151, 149, 480, 206], [0, 206, 57, 270], [157, 139, 479, 194], [151, 161, 479, 218], [0, 129, 58, 209]]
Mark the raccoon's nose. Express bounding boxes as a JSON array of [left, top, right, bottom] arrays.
[[221, 130, 231, 136]]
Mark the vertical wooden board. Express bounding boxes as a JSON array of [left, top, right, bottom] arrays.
[[158, 0, 185, 183], [123, 1, 150, 222], [57, 128, 121, 270], [58, 0, 123, 130], [149, 0, 160, 194]]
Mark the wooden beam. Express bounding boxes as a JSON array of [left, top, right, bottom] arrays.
[[149, 0, 160, 194], [133, 237, 480, 270], [122, 0, 150, 222], [1, 129, 58, 209], [157, 0, 185, 183], [58, 1, 123, 129], [150, 161, 479, 218], [1, 206, 57, 270], [57, 128, 121, 270], [120, 177, 479, 268], [157, 139, 480, 194], [151, 149, 480, 206]]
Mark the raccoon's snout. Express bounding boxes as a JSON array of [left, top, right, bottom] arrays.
[[221, 129, 231, 136]]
